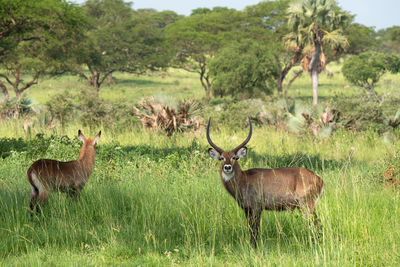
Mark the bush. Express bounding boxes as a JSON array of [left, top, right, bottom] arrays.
[[209, 41, 279, 98], [342, 52, 400, 99], [46, 91, 75, 128], [133, 97, 204, 135], [76, 90, 111, 129], [0, 96, 34, 119], [205, 97, 266, 129], [255, 99, 343, 138], [334, 94, 400, 133]]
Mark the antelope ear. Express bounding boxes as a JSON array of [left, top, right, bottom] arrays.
[[78, 130, 85, 142], [208, 148, 221, 160], [94, 131, 101, 144], [235, 146, 247, 158]]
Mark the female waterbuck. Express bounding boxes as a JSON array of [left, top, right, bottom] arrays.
[[207, 118, 324, 247], [27, 130, 101, 212]]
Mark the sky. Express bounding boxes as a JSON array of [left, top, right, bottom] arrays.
[[71, 0, 400, 30]]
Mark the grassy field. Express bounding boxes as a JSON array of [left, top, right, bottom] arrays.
[[1, 66, 400, 266], [14, 62, 399, 107]]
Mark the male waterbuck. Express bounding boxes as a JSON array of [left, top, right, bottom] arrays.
[[27, 130, 101, 213], [207, 118, 324, 247]]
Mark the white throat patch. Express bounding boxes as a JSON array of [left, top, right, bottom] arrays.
[[222, 171, 235, 181]]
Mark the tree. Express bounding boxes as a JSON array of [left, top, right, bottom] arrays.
[[190, 7, 234, 16], [165, 9, 244, 101], [209, 41, 279, 98], [342, 52, 400, 99], [245, 0, 295, 95], [344, 23, 378, 55], [147, 10, 182, 29], [0, 0, 56, 56], [77, 0, 172, 90], [286, 0, 350, 105], [0, 0, 85, 103], [377, 26, 400, 56]]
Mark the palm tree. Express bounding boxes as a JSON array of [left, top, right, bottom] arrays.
[[285, 0, 350, 105]]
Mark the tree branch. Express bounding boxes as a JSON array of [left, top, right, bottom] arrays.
[[17, 72, 40, 94]]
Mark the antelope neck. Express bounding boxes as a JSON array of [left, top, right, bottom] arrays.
[[78, 143, 96, 173]]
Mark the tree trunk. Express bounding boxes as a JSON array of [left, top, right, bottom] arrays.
[[276, 68, 292, 95], [15, 88, 21, 99], [284, 70, 303, 97], [311, 70, 318, 105], [107, 73, 115, 85], [276, 49, 302, 95], [277, 75, 284, 95], [0, 80, 9, 104], [276, 63, 291, 95], [310, 37, 322, 106], [13, 67, 22, 99], [199, 65, 211, 102], [91, 71, 100, 92]]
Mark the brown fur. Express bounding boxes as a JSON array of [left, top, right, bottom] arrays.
[[218, 151, 324, 247], [27, 130, 100, 212], [207, 118, 324, 248]]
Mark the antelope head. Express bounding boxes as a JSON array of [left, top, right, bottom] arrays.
[[207, 118, 252, 181], [78, 130, 101, 162]]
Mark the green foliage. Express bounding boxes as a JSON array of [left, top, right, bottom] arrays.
[[191, 6, 234, 16], [209, 41, 279, 98], [0, 133, 80, 160], [77, 90, 110, 128], [79, 91, 140, 131], [344, 23, 378, 55], [286, 0, 351, 104], [0, 0, 86, 99], [341, 52, 399, 96], [245, 0, 290, 30], [78, 0, 173, 89], [377, 26, 400, 56], [165, 8, 245, 99], [0, 0, 85, 54], [286, 0, 351, 55], [42, 88, 138, 131], [334, 94, 400, 133], [0, 96, 34, 119], [46, 91, 75, 128], [385, 54, 400, 73], [206, 97, 268, 129]]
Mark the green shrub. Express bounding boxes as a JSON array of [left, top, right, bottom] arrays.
[[46, 91, 75, 128], [205, 97, 266, 129], [209, 41, 279, 99], [342, 52, 400, 99], [0, 96, 34, 119], [77, 90, 111, 129]]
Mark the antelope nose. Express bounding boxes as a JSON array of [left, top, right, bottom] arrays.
[[224, 164, 232, 171]]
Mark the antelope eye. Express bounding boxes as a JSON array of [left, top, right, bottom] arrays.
[[232, 156, 239, 160], [219, 156, 225, 161]]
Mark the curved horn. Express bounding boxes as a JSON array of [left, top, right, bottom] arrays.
[[232, 117, 252, 153], [206, 118, 224, 154]]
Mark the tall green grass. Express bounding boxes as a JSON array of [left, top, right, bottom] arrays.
[[1, 124, 399, 265]]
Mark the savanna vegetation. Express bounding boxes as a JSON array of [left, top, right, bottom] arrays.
[[1, 0, 400, 266]]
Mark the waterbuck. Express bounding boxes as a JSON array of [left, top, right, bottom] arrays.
[[27, 130, 101, 213], [206, 118, 324, 247]]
